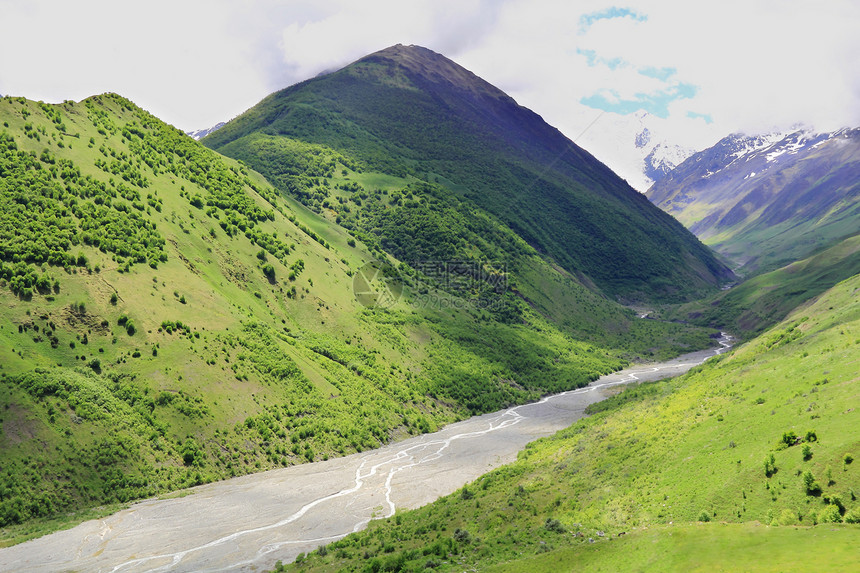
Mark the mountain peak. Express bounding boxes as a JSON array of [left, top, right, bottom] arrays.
[[355, 44, 508, 101]]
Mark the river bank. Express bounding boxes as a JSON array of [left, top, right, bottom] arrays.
[[0, 334, 732, 572]]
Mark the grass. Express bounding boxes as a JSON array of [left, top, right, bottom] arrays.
[[0, 94, 717, 542], [285, 272, 860, 571], [670, 232, 860, 339], [484, 523, 860, 573]]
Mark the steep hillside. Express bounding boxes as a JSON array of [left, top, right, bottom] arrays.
[[670, 233, 860, 340], [0, 94, 718, 543], [647, 128, 860, 273], [0, 94, 619, 538], [204, 44, 732, 302], [286, 271, 860, 572]]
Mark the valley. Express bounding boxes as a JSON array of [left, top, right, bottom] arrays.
[[0, 339, 730, 572], [0, 39, 857, 573]]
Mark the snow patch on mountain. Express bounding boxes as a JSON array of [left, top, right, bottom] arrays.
[[187, 122, 226, 140], [696, 127, 849, 182], [576, 111, 697, 191]]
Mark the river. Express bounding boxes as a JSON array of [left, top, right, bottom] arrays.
[[0, 334, 732, 572]]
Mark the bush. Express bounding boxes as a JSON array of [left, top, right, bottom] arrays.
[[844, 453, 854, 465], [802, 444, 812, 461], [262, 263, 275, 281], [818, 505, 842, 523], [764, 453, 777, 477], [697, 509, 711, 522], [778, 508, 798, 526], [802, 470, 822, 495], [453, 528, 471, 544]]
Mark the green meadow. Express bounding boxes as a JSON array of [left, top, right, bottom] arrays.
[[284, 273, 860, 571]]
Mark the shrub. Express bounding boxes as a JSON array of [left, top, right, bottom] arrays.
[[844, 453, 854, 465], [453, 528, 471, 543], [262, 263, 275, 281], [544, 517, 565, 533], [818, 505, 842, 523], [802, 470, 822, 495], [802, 444, 812, 461], [697, 509, 711, 522], [778, 509, 798, 526], [764, 453, 777, 477]]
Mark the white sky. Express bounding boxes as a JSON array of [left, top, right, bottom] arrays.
[[1, 0, 858, 154]]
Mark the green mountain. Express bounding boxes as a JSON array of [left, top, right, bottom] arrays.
[[647, 128, 860, 274], [285, 270, 860, 573], [0, 91, 719, 543], [670, 233, 860, 340], [203, 44, 732, 302]]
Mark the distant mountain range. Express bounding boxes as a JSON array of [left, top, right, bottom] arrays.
[[647, 127, 860, 273]]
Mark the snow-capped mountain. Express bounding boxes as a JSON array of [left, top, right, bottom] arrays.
[[647, 127, 860, 272], [576, 111, 697, 191], [186, 122, 226, 140]]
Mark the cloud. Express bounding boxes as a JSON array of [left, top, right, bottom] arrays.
[[277, 0, 506, 86], [0, 0, 857, 146], [579, 6, 648, 33], [0, 0, 272, 129], [581, 82, 697, 118], [454, 0, 860, 150]]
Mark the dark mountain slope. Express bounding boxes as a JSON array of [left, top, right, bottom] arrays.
[[205, 44, 732, 301]]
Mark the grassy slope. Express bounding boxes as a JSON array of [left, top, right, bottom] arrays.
[[204, 46, 732, 302], [669, 233, 860, 340], [0, 95, 714, 544], [286, 272, 860, 572], [483, 523, 860, 573], [212, 132, 712, 359]]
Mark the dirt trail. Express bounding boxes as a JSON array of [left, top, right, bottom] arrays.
[[0, 335, 732, 572]]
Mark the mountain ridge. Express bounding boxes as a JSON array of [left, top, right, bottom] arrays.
[[204, 44, 733, 302], [647, 126, 860, 272]]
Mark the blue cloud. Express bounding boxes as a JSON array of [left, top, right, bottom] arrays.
[[638, 66, 677, 81], [577, 48, 624, 70], [687, 111, 714, 124], [580, 83, 699, 118], [579, 7, 647, 33]]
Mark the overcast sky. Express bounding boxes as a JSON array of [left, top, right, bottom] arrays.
[[2, 0, 858, 154]]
